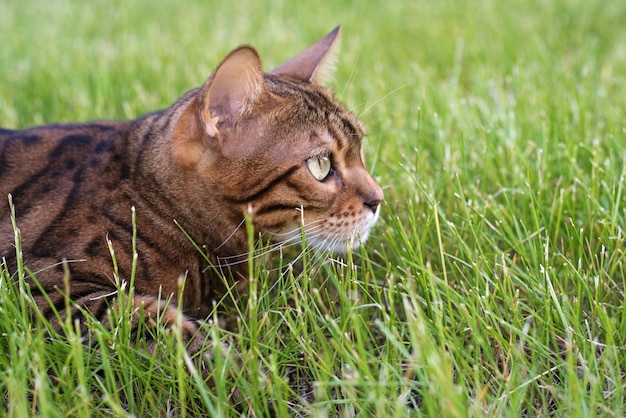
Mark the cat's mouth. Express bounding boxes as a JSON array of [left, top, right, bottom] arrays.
[[269, 204, 381, 254]]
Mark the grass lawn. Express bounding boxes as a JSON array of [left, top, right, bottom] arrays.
[[1, 0, 626, 416]]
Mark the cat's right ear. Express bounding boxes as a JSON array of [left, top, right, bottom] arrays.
[[272, 26, 341, 85], [198, 46, 265, 138]]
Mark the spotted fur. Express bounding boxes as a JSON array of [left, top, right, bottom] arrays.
[[0, 27, 383, 356]]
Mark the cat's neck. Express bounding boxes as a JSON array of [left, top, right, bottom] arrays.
[[126, 94, 252, 274]]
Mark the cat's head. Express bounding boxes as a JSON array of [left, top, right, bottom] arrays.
[[174, 27, 383, 254]]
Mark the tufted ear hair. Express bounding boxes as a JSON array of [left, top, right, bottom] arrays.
[[271, 26, 341, 85], [198, 46, 265, 138]]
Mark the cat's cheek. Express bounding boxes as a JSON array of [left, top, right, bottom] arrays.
[[304, 207, 379, 253]]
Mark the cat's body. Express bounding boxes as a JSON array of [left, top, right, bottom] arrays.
[[0, 27, 383, 353]]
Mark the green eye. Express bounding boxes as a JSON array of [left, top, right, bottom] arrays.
[[306, 155, 331, 181]]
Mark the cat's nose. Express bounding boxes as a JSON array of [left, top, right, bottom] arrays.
[[364, 194, 382, 213], [358, 173, 384, 214]]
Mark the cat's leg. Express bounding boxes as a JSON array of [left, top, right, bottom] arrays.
[[29, 285, 227, 380]]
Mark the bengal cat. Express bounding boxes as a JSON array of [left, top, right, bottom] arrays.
[[0, 27, 383, 359]]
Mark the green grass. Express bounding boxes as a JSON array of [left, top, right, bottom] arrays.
[[2, 0, 626, 416]]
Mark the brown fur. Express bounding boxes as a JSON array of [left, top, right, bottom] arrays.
[[0, 27, 383, 355]]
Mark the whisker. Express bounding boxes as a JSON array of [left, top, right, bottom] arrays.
[[217, 229, 309, 263], [212, 212, 367, 271], [214, 218, 246, 251], [214, 216, 327, 264], [268, 218, 327, 237], [216, 227, 319, 267], [337, 56, 359, 103], [358, 84, 408, 118]]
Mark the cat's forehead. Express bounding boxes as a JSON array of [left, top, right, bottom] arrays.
[[265, 74, 366, 143]]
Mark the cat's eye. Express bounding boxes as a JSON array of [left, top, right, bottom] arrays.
[[306, 155, 332, 181]]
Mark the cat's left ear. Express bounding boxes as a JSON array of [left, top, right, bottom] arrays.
[[199, 46, 266, 138], [272, 26, 341, 85]]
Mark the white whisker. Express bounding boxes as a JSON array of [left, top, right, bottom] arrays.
[[211, 204, 375, 271], [216, 230, 309, 267], [358, 84, 408, 118], [269, 218, 326, 237], [214, 218, 246, 251]]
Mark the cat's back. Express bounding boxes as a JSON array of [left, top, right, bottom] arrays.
[[0, 121, 131, 199], [0, 121, 132, 258]]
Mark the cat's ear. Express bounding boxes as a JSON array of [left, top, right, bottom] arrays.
[[199, 46, 265, 138], [272, 26, 341, 85]]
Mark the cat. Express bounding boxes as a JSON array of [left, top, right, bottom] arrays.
[[0, 26, 383, 359]]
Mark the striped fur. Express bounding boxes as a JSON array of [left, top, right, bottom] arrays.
[[0, 28, 383, 358]]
